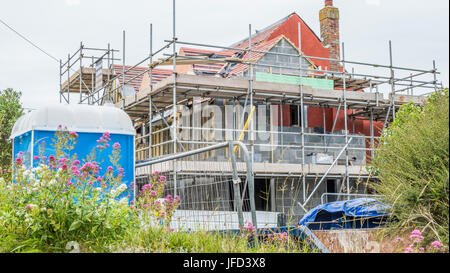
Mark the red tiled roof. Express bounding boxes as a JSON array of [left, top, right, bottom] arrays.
[[231, 13, 330, 70], [148, 68, 173, 85], [176, 12, 331, 78], [113, 65, 172, 92], [180, 47, 234, 75]]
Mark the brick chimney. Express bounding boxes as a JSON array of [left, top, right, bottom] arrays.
[[320, 0, 340, 71]]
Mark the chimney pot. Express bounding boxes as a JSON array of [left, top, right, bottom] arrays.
[[325, 0, 333, 6]]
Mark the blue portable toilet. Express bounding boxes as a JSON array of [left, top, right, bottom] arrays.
[[10, 104, 136, 200]]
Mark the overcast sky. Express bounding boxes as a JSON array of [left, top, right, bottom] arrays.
[[0, 0, 448, 109]]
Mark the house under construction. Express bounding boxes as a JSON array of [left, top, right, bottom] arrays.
[[59, 0, 442, 229]]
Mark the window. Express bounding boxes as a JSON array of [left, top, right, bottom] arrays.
[[290, 105, 300, 126]]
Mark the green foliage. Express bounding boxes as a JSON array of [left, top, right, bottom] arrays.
[[0, 88, 23, 172], [371, 89, 449, 247]]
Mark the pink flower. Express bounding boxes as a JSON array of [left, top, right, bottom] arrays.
[[73, 160, 80, 166], [107, 166, 113, 172], [69, 131, 78, 138], [80, 162, 99, 174], [159, 176, 167, 181], [33, 156, 39, 161], [57, 158, 67, 164], [431, 241, 441, 249], [62, 164, 68, 170], [142, 184, 152, 191], [404, 247, 413, 253], [243, 222, 256, 232], [15, 158, 22, 164], [150, 191, 157, 197], [49, 156, 55, 162], [113, 143, 121, 149], [411, 229, 422, 236], [67, 181, 74, 187], [419, 247, 425, 252]]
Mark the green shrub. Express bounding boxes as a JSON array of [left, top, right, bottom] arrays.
[[0, 88, 23, 174], [370, 89, 449, 247]]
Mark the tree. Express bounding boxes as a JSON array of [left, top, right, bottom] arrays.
[[371, 89, 449, 246], [0, 88, 23, 170]]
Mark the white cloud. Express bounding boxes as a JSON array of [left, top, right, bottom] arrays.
[[65, 0, 81, 7], [365, 0, 381, 6]]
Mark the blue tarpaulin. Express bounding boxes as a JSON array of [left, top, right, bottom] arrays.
[[299, 198, 392, 230], [218, 225, 330, 253]]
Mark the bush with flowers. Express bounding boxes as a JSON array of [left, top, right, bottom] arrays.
[[135, 171, 180, 230], [0, 128, 141, 252]]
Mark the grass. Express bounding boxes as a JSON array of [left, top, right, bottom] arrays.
[[0, 227, 315, 253]]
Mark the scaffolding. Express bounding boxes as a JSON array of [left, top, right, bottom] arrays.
[[60, 0, 443, 225], [59, 42, 120, 105]]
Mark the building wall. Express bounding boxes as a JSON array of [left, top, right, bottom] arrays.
[[249, 38, 310, 76]]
